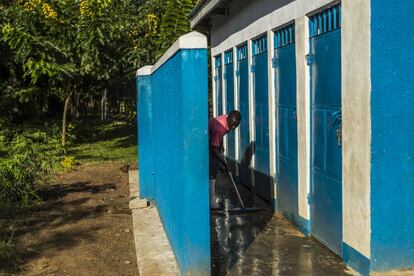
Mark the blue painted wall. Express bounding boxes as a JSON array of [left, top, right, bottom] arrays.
[[137, 75, 155, 200], [137, 49, 210, 275], [370, 0, 414, 271]]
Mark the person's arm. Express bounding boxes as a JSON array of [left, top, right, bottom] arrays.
[[211, 145, 229, 172]]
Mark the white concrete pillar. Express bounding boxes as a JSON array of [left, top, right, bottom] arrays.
[[342, 0, 371, 260], [295, 16, 311, 222], [267, 29, 277, 203]]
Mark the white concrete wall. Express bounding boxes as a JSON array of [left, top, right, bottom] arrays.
[[210, 0, 337, 57], [342, 0, 371, 259]]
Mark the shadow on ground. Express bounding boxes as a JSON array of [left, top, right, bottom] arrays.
[[0, 163, 138, 275]]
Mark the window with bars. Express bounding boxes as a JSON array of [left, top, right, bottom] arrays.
[[214, 55, 222, 68], [274, 23, 295, 49], [237, 44, 248, 60], [224, 50, 233, 64], [309, 3, 342, 38], [252, 35, 268, 56]]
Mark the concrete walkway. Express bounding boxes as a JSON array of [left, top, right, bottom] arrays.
[[129, 171, 180, 276], [211, 171, 356, 276]]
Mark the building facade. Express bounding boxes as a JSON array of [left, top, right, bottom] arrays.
[[190, 0, 414, 274]]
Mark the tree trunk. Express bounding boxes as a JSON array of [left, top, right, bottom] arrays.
[[61, 95, 71, 147]]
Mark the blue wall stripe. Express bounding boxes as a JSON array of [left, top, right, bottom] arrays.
[[343, 242, 370, 276]]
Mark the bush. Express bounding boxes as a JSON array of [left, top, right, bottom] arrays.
[[0, 125, 69, 205], [0, 135, 44, 204]]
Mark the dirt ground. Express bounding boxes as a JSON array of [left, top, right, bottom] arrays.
[[2, 163, 139, 275]]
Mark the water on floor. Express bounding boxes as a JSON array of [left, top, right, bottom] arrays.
[[210, 171, 354, 276]]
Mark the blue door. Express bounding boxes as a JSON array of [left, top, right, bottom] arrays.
[[274, 24, 299, 223], [309, 4, 343, 256], [224, 50, 236, 161], [252, 35, 271, 202], [237, 45, 251, 188], [214, 55, 223, 115]]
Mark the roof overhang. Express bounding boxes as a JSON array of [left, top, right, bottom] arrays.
[[189, 0, 231, 30]]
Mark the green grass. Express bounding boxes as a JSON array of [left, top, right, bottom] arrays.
[[70, 117, 138, 164]]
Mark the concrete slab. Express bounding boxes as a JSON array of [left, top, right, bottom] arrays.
[[129, 197, 148, 209], [129, 170, 180, 276]]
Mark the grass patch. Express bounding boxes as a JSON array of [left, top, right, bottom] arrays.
[[70, 117, 137, 164]]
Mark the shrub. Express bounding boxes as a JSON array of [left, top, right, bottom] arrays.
[[0, 135, 44, 204], [0, 125, 69, 205]]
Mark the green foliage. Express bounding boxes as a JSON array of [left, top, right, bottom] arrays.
[[61, 155, 77, 170], [0, 125, 69, 204], [159, 0, 198, 56]]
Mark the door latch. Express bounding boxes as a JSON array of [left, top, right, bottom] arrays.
[[336, 127, 342, 147], [332, 110, 342, 147], [305, 54, 312, 66]]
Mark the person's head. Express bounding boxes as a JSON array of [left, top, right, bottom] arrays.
[[227, 110, 241, 130]]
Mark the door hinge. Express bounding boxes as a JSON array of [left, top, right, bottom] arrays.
[[305, 54, 313, 66], [307, 193, 313, 205]]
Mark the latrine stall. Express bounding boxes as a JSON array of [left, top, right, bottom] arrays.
[[190, 0, 414, 274]]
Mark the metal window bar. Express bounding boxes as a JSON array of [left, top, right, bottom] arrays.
[[214, 55, 222, 68], [274, 23, 296, 49], [224, 50, 233, 64], [309, 3, 342, 38], [237, 44, 248, 61], [252, 35, 268, 56]]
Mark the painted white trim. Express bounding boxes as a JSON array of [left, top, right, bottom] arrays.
[[247, 39, 255, 174], [222, 53, 228, 154], [233, 47, 240, 162], [296, 16, 311, 221], [211, 0, 334, 57], [136, 32, 207, 76], [212, 54, 217, 117], [136, 65, 153, 76], [190, 0, 222, 29], [267, 30, 277, 202], [342, 0, 371, 259]]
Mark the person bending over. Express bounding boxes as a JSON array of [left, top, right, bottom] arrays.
[[208, 110, 241, 209]]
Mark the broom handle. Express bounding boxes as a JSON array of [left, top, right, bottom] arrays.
[[228, 172, 246, 209]]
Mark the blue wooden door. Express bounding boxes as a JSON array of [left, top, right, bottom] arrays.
[[310, 4, 343, 256], [252, 35, 271, 202], [274, 24, 299, 223], [214, 55, 223, 115], [237, 45, 251, 188], [225, 50, 236, 160]]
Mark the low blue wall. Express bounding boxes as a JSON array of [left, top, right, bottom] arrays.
[[137, 49, 210, 274]]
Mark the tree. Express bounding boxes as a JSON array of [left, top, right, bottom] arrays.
[[0, 0, 149, 145], [158, 0, 198, 56]]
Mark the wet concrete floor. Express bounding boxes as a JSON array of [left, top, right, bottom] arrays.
[[210, 171, 354, 276]]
